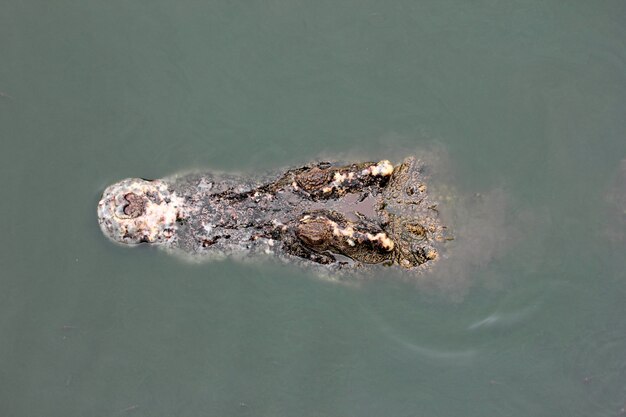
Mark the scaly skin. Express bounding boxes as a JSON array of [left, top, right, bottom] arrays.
[[97, 157, 447, 271]]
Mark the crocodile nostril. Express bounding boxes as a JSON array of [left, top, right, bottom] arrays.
[[123, 193, 145, 218]]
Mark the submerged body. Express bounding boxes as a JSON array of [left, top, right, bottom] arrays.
[[97, 157, 447, 272]]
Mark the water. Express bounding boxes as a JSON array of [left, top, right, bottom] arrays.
[[2, 1, 626, 416]]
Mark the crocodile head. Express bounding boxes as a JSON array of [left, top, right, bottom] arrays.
[[97, 178, 185, 245]]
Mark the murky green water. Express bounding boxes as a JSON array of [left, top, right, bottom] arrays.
[[2, 1, 626, 416]]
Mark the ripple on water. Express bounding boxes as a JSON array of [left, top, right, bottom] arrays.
[[466, 304, 538, 331]]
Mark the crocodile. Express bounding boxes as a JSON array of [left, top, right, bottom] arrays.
[[97, 157, 448, 272]]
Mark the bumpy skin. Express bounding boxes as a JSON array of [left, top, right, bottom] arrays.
[[97, 157, 446, 271]]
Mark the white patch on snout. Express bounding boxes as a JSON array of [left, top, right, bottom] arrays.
[[97, 178, 185, 245]]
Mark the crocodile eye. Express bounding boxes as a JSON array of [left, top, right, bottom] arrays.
[[296, 218, 332, 247], [296, 167, 330, 190]]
